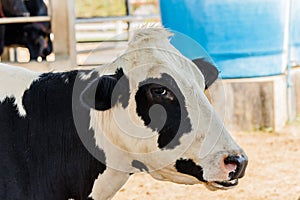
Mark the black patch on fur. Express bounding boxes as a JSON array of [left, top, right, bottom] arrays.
[[192, 58, 219, 89], [175, 159, 206, 182], [0, 70, 107, 199], [135, 73, 192, 149], [132, 160, 149, 172], [80, 68, 130, 111]]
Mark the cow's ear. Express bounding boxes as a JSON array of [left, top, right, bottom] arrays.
[[80, 75, 118, 111], [80, 68, 130, 111], [192, 58, 219, 89]]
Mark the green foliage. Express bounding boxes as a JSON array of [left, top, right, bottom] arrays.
[[75, 0, 126, 18]]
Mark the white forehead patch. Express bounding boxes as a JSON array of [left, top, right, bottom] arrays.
[[0, 63, 41, 116], [128, 27, 173, 48]]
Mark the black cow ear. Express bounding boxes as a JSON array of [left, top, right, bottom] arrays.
[[80, 75, 118, 111], [192, 58, 219, 89], [80, 68, 130, 111]]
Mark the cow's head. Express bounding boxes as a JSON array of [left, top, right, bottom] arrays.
[[79, 28, 247, 190]]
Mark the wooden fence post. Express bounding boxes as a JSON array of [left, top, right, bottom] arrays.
[[50, 0, 76, 70]]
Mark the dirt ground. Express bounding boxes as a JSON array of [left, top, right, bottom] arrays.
[[112, 120, 300, 200]]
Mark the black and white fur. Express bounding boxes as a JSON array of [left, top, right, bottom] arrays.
[[0, 28, 247, 200]]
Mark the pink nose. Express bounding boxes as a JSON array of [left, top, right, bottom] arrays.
[[225, 162, 237, 173], [224, 155, 248, 179]]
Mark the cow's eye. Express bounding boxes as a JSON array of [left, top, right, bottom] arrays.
[[151, 87, 167, 96]]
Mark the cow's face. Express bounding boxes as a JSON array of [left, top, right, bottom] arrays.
[[80, 28, 247, 190]]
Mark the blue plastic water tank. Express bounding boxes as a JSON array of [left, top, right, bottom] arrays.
[[160, 0, 288, 78], [290, 0, 300, 64]]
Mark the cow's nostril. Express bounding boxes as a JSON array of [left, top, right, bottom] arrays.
[[224, 155, 248, 180], [224, 161, 237, 173]]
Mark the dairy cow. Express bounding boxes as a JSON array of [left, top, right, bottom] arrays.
[[0, 0, 52, 60], [0, 28, 247, 200]]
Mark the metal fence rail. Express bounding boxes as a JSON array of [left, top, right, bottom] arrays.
[[0, 15, 159, 25], [76, 14, 160, 24], [0, 16, 51, 24]]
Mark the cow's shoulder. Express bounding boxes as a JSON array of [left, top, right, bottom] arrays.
[[0, 64, 41, 116], [0, 65, 98, 117]]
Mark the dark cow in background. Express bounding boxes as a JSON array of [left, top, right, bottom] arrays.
[[0, 21, 4, 55], [0, 0, 5, 56], [0, 28, 247, 200], [0, 0, 52, 60]]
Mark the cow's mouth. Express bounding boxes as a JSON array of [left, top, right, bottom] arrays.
[[207, 179, 238, 190]]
